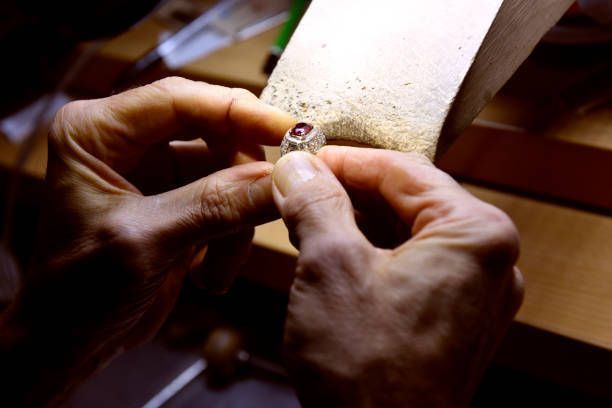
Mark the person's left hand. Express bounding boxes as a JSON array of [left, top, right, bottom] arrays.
[[0, 77, 293, 405]]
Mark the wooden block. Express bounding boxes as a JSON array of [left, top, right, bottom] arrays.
[[437, 124, 612, 212], [261, 0, 573, 159]]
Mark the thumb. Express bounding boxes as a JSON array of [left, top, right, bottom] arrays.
[[144, 161, 278, 249], [272, 152, 371, 257]]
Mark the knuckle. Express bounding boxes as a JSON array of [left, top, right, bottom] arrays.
[[230, 87, 256, 100], [49, 100, 88, 146], [510, 267, 525, 309], [197, 177, 242, 228], [99, 213, 148, 252], [299, 235, 370, 274], [150, 76, 190, 91], [97, 207, 170, 278], [147, 77, 188, 109], [474, 205, 520, 269], [400, 151, 430, 164], [283, 185, 348, 226], [224, 87, 257, 130]]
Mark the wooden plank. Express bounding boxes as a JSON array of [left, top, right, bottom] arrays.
[[437, 124, 612, 212], [545, 105, 612, 151], [470, 185, 612, 350]]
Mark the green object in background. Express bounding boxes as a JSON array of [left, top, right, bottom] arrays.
[[263, 0, 310, 75]]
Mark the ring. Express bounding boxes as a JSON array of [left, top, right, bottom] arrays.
[[280, 122, 327, 156]]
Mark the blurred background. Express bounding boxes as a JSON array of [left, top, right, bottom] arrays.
[[1, 0, 612, 406]]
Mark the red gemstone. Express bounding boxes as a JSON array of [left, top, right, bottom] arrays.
[[290, 122, 313, 138]]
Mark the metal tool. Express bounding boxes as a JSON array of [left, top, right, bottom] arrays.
[[141, 327, 286, 408], [115, 0, 289, 88]]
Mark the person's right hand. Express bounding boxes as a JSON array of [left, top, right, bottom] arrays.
[[272, 147, 524, 407]]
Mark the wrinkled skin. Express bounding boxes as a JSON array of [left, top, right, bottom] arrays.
[[0, 77, 294, 405], [272, 149, 523, 407], [0, 76, 523, 407]]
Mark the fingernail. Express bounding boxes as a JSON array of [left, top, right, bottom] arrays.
[[273, 152, 319, 196]]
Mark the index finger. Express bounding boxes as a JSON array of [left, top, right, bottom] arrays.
[[317, 146, 518, 258], [53, 77, 295, 170], [317, 146, 467, 232]]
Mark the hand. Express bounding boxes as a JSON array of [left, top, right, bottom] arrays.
[[0, 77, 294, 405], [272, 147, 523, 407]]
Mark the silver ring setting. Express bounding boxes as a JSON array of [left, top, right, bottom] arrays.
[[280, 122, 327, 156]]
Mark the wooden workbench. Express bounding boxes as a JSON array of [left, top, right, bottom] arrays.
[[2, 16, 612, 396]]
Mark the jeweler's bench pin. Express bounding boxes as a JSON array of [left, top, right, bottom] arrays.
[[280, 122, 327, 156]]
